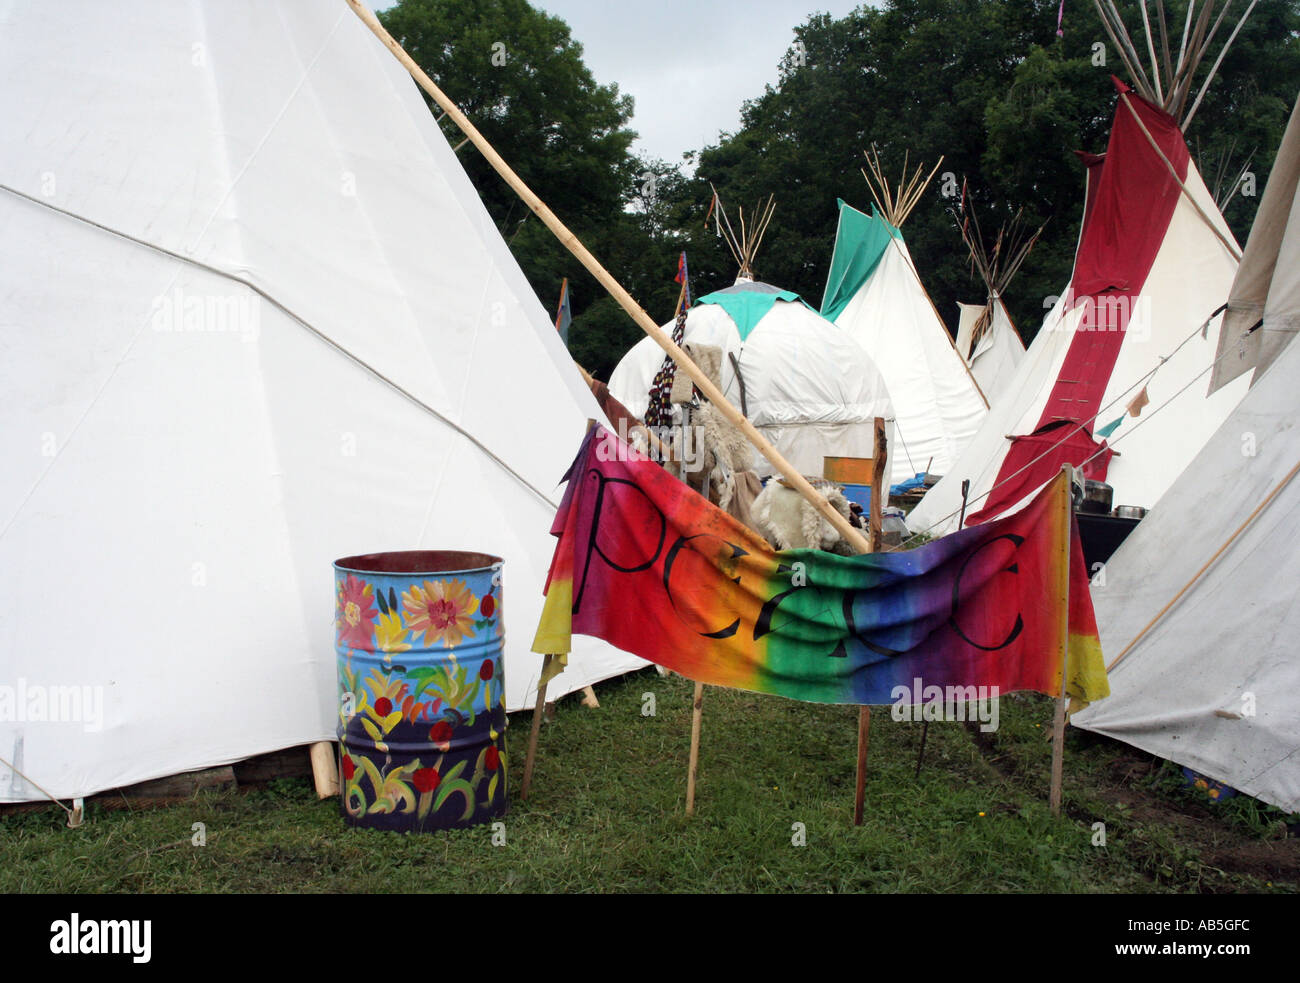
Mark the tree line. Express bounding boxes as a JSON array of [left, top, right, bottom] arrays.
[[380, 0, 1300, 380]]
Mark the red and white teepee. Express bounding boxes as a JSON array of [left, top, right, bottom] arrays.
[[909, 79, 1249, 535]]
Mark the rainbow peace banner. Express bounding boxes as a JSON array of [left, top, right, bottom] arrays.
[[533, 426, 1108, 706]]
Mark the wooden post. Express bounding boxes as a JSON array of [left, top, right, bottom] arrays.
[[1049, 465, 1073, 817], [917, 477, 971, 777], [520, 654, 555, 802], [309, 741, 339, 799], [345, 0, 871, 556], [853, 708, 871, 825], [853, 417, 887, 825], [685, 681, 705, 816]]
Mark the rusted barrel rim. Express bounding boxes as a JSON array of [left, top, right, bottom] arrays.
[[333, 549, 503, 575]]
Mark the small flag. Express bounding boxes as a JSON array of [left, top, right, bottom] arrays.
[[703, 192, 717, 232], [1096, 415, 1125, 440], [1126, 385, 1150, 418], [1056, 0, 1065, 37], [554, 278, 572, 346], [674, 252, 691, 310]]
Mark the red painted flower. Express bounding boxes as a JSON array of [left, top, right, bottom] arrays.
[[429, 720, 454, 746], [480, 594, 495, 618], [336, 574, 378, 649], [374, 697, 393, 717], [485, 746, 500, 771], [413, 767, 441, 794], [341, 755, 356, 781], [479, 659, 494, 681]]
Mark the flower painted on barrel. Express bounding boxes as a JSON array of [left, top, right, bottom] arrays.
[[341, 755, 356, 781], [412, 766, 441, 795], [479, 659, 494, 682], [485, 746, 500, 772], [358, 670, 408, 750], [429, 719, 454, 752], [374, 609, 411, 657], [480, 593, 496, 619], [336, 575, 378, 649], [402, 579, 479, 649]]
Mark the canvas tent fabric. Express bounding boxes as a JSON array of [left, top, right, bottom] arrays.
[[955, 298, 1026, 402], [0, 0, 647, 804], [822, 201, 989, 485], [1208, 95, 1300, 394], [608, 280, 897, 480], [1073, 91, 1300, 814], [907, 82, 1249, 537], [1071, 334, 1300, 812]]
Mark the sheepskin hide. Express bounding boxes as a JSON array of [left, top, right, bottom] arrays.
[[752, 478, 858, 555]]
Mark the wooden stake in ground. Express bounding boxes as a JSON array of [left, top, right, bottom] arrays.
[[309, 741, 339, 799], [1049, 465, 1073, 817], [685, 681, 705, 816], [853, 417, 887, 826], [345, 0, 870, 556], [520, 653, 554, 802]]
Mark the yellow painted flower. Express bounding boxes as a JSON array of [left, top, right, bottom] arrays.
[[374, 609, 411, 656], [402, 579, 479, 648]]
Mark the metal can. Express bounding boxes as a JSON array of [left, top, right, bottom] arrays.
[[334, 550, 507, 831]]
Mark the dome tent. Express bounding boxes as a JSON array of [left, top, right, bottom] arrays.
[[609, 278, 897, 481], [611, 191, 895, 484]]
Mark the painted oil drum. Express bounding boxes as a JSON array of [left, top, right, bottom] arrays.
[[333, 550, 507, 832]]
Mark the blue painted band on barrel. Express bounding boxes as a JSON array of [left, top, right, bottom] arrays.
[[333, 550, 508, 831]]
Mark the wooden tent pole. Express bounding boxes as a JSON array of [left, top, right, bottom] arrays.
[[519, 654, 554, 801], [852, 417, 887, 825], [1049, 465, 1073, 817], [685, 681, 705, 815], [1107, 458, 1300, 672], [309, 741, 339, 799], [1118, 91, 1242, 261], [346, 0, 871, 555]]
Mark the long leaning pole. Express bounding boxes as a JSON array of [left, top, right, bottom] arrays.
[[346, 0, 872, 555]]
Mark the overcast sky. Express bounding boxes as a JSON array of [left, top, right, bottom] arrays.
[[534, 0, 871, 164]]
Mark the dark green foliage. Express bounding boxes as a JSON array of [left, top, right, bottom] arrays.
[[381, 0, 1299, 372]]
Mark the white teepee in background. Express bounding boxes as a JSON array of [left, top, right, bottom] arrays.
[[822, 151, 989, 485], [1073, 96, 1300, 813], [955, 300, 1025, 403], [0, 0, 645, 804], [953, 199, 1041, 404]]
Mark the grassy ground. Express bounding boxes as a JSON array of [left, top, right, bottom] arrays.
[[2, 668, 1295, 893]]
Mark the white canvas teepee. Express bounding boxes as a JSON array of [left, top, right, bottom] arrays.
[[822, 160, 989, 485], [955, 299, 1025, 401], [1209, 96, 1300, 393], [1072, 94, 1300, 814], [907, 81, 1249, 537], [608, 280, 897, 479], [0, 0, 646, 804], [952, 200, 1040, 404]]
